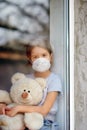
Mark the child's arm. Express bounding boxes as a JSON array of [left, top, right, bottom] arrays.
[[5, 91, 58, 117], [0, 103, 6, 114]]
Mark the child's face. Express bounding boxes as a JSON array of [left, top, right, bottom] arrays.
[[30, 46, 52, 63]]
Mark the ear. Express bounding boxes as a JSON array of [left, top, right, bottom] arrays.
[[11, 72, 26, 84], [35, 78, 46, 90]]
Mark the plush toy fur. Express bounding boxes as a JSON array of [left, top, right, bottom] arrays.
[[0, 73, 46, 130]]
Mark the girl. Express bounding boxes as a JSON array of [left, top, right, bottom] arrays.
[[1, 39, 62, 130]]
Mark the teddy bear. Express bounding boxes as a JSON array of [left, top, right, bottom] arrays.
[[0, 72, 46, 130]]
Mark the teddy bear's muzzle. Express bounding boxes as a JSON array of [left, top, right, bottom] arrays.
[[21, 92, 28, 99]]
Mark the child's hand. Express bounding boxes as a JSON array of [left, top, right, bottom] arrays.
[[5, 106, 19, 117], [0, 103, 6, 114]]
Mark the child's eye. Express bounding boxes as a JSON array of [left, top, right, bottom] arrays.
[[34, 56, 38, 59], [32, 56, 38, 59], [42, 54, 46, 57], [31, 56, 37, 61], [28, 90, 30, 93]]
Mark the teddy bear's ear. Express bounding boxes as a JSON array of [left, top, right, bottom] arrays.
[[11, 72, 26, 84], [35, 78, 46, 90]]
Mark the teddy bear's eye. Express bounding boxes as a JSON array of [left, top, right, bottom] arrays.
[[28, 90, 30, 93], [24, 90, 26, 92]]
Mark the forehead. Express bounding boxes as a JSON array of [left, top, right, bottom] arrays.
[[31, 46, 49, 55]]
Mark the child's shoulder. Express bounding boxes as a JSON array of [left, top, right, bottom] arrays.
[[50, 72, 61, 80]]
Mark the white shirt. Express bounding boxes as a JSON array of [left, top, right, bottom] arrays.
[[27, 72, 62, 121]]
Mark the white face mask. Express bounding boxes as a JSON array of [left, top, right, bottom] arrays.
[[32, 57, 51, 72]]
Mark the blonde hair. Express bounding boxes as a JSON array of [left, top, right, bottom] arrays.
[[26, 39, 54, 64]]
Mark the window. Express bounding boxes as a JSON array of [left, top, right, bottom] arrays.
[[50, 0, 71, 130]]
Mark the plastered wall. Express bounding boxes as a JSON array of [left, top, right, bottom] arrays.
[[75, 0, 87, 130]]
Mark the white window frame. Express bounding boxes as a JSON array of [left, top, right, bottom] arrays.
[[70, 0, 74, 130]]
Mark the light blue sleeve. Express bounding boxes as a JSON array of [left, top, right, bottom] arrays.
[[47, 74, 62, 93]]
